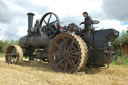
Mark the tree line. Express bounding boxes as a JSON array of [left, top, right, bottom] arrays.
[[113, 31, 128, 56], [0, 40, 18, 53]]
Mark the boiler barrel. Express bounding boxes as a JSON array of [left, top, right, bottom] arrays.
[[19, 35, 50, 48]]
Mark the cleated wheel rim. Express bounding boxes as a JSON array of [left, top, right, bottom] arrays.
[[5, 45, 23, 64], [48, 33, 88, 73]]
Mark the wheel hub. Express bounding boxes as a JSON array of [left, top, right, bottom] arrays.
[[64, 51, 70, 59]]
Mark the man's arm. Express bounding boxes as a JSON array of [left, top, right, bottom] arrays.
[[80, 22, 84, 25]]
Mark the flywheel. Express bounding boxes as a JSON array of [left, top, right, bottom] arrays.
[[5, 45, 23, 64], [48, 33, 88, 73]]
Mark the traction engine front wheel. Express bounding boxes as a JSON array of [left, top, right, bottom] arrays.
[[5, 45, 23, 64]]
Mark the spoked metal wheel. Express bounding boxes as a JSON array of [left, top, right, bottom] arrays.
[[39, 12, 60, 38], [5, 45, 23, 64], [48, 33, 88, 73]]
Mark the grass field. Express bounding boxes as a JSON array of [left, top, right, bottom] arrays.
[[0, 57, 128, 85]]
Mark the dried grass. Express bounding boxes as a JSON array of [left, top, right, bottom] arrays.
[[0, 57, 128, 85]]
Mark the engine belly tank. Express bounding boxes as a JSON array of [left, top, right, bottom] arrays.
[[19, 35, 50, 48]]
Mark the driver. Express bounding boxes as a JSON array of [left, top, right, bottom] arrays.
[[80, 12, 92, 37]]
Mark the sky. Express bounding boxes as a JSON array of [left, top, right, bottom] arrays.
[[0, 0, 128, 40]]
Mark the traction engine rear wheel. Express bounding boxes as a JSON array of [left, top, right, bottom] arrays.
[[48, 33, 88, 73], [5, 45, 23, 64]]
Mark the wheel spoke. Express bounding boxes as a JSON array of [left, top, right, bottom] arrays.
[[10, 57, 13, 63], [8, 56, 11, 63], [68, 39, 75, 51], [70, 58, 76, 67], [64, 61, 68, 72], [50, 20, 57, 25], [12, 57, 16, 63], [70, 55, 79, 62], [48, 14, 52, 23], [56, 51, 64, 59], [68, 59, 73, 68], [62, 37, 68, 50], [44, 20, 47, 25], [70, 49, 78, 54], [72, 51, 80, 55], [54, 42, 60, 49], [55, 58, 65, 67]]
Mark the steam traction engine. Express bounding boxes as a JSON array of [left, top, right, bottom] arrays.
[[5, 12, 119, 73]]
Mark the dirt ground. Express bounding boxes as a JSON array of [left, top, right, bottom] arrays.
[[0, 57, 128, 85]]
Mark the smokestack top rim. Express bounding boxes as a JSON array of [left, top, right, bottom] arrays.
[[27, 12, 35, 16]]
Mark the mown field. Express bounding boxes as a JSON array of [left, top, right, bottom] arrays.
[[0, 57, 128, 85]]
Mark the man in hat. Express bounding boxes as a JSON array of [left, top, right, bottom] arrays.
[[80, 12, 92, 37]]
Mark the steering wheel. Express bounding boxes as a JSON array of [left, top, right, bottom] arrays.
[[39, 12, 60, 38], [92, 20, 100, 24]]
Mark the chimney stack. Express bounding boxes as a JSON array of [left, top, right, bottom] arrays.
[[27, 12, 35, 35]]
